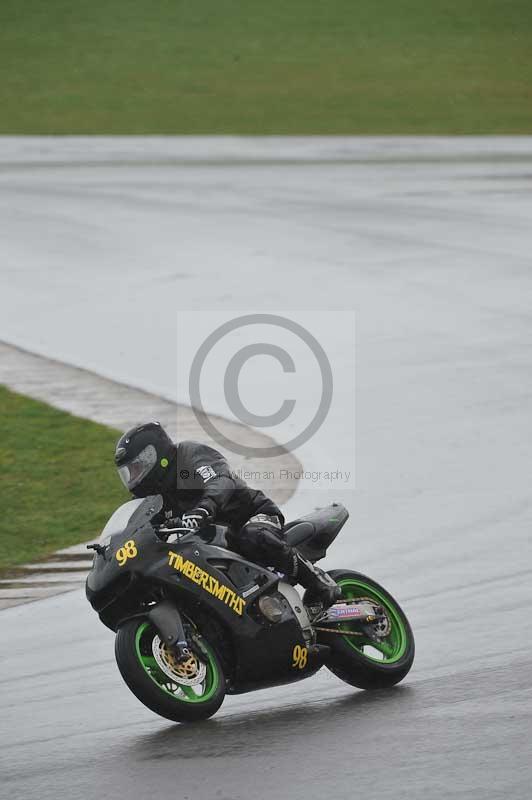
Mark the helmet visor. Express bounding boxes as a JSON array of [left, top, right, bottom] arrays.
[[117, 444, 157, 490]]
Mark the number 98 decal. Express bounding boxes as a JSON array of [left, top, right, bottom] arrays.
[[292, 644, 308, 670], [115, 539, 138, 567]]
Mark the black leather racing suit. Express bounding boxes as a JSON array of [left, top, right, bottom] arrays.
[[159, 441, 294, 573], [157, 440, 341, 605]]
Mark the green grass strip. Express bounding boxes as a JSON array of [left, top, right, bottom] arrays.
[[1, 0, 531, 134], [0, 384, 127, 572]]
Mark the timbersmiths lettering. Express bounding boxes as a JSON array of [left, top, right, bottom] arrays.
[[168, 551, 246, 616]]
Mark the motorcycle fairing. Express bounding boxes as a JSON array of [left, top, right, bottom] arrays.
[[87, 526, 317, 690], [86, 497, 346, 692]]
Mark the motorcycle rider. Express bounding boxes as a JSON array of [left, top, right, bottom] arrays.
[[114, 421, 341, 608]]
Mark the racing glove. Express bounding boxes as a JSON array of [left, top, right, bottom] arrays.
[[181, 507, 211, 530]]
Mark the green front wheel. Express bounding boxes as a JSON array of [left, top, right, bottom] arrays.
[[115, 618, 226, 722], [317, 570, 415, 690]]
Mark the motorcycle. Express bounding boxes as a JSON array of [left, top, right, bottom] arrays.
[[86, 496, 415, 723]]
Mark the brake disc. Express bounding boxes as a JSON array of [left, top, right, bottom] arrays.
[[152, 635, 207, 685]]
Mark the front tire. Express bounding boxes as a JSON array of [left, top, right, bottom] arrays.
[[314, 570, 415, 690], [115, 618, 226, 722]]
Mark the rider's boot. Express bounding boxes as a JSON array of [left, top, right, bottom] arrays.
[[291, 552, 341, 609], [235, 521, 341, 610]]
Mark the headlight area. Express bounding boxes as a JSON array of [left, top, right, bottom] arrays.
[[86, 571, 136, 614]]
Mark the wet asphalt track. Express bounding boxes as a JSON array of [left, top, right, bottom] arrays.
[[1, 138, 532, 799]]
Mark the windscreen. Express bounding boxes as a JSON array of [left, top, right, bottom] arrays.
[[99, 499, 145, 544], [98, 495, 163, 545]]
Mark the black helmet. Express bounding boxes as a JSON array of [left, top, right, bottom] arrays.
[[114, 422, 175, 497]]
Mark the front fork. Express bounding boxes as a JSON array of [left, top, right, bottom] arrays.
[[147, 601, 191, 661]]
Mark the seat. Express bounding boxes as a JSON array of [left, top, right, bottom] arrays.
[[284, 521, 315, 548], [283, 503, 349, 561]]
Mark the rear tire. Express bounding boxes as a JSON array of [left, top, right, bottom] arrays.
[[115, 618, 226, 722], [313, 570, 415, 690]]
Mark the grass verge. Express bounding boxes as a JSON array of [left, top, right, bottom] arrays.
[[0, 384, 127, 572], [1, 0, 531, 134]]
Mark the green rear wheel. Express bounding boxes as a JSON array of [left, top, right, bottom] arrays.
[[317, 570, 415, 689], [115, 618, 226, 722]]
